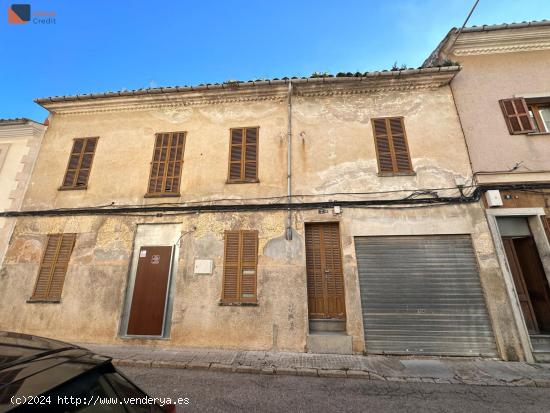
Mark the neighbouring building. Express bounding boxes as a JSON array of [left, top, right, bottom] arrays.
[[425, 20, 550, 362], [0, 118, 45, 267], [0, 66, 525, 360]]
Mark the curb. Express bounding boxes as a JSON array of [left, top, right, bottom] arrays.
[[111, 358, 550, 388]]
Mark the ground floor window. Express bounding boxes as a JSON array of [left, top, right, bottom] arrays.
[[29, 233, 76, 302], [221, 230, 258, 303]]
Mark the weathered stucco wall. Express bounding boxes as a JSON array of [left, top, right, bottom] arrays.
[[0, 212, 308, 352], [295, 203, 523, 359], [0, 78, 524, 359], [449, 50, 550, 175], [0, 203, 523, 359], [23, 99, 288, 210], [24, 83, 471, 209], [292, 87, 472, 195]]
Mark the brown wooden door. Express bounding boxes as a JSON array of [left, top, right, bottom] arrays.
[[503, 237, 539, 333], [127, 246, 172, 336], [305, 223, 345, 319], [514, 237, 550, 333]]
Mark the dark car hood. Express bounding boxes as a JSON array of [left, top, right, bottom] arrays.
[[0, 332, 78, 372], [0, 332, 111, 412]]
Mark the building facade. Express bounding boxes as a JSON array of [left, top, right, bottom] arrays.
[[0, 68, 525, 360], [0, 118, 45, 267], [426, 21, 550, 361]]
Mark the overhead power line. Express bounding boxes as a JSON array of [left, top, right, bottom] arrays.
[[448, 0, 481, 50]]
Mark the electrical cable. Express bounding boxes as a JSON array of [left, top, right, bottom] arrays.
[[447, 0, 481, 51], [2, 183, 548, 218]]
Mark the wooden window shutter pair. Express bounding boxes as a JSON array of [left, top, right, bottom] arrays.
[[228, 127, 259, 182], [499, 98, 535, 134], [147, 132, 186, 196], [372, 117, 413, 174], [222, 230, 258, 303], [61, 137, 98, 189], [30, 234, 76, 301]]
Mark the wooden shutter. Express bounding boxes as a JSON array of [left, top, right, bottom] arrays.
[[372, 117, 413, 174], [543, 217, 550, 243], [61, 137, 98, 189], [147, 132, 186, 196], [222, 231, 240, 301], [31, 234, 76, 301], [240, 231, 258, 299], [499, 98, 535, 134], [228, 127, 258, 182], [221, 230, 258, 303]]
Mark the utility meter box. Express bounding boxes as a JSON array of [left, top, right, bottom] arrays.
[[194, 259, 213, 275], [485, 190, 503, 208]]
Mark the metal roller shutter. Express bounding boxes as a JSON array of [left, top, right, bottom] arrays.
[[355, 235, 497, 357]]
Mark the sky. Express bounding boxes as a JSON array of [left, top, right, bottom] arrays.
[[1, 0, 549, 121]]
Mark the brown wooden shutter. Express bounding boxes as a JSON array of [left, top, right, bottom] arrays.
[[221, 230, 258, 303], [372, 117, 412, 174], [244, 128, 258, 181], [240, 231, 258, 300], [147, 132, 186, 195], [372, 119, 393, 173], [222, 231, 240, 301], [228, 127, 258, 182], [499, 98, 535, 134], [543, 217, 550, 243], [61, 137, 98, 189], [31, 234, 76, 301]]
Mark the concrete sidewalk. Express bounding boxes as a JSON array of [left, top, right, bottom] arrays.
[[81, 343, 550, 388]]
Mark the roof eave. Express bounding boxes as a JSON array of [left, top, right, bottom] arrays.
[[35, 66, 460, 112]]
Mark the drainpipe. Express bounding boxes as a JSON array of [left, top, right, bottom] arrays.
[[285, 81, 293, 241]]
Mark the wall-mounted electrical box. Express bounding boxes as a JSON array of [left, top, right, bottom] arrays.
[[485, 190, 503, 208], [194, 259, 213, 275]]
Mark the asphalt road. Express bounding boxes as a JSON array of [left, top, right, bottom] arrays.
[[120, 366, 550, 413]]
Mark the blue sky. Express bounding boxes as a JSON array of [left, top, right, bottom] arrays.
[[1, 0, 549, 121]]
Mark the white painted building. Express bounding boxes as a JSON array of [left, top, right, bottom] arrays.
[[0, 118, 46, 266]]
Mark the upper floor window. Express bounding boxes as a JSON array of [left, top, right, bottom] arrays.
[[371, 117, 413, 175], [227, 127, 259, 183], [528, 103, 550, 133], [60, 137, 98, 190], [500, 97, 550, 134], [146, 132, 186, 197]]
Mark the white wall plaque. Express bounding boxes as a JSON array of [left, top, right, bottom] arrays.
[[194, 259, 213, 275]]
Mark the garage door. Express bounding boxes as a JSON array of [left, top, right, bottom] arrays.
[[355, 235, 497, 357]]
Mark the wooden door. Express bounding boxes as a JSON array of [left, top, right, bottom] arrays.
[[514, 237, 550, 333], [127, 246, 172, 336], [503, 237, 539, 333], [305, 223, 345, 319]]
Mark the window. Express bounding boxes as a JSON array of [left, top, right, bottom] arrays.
[[528, 103, 550, 133], [371, 117, 413, 174], [146, 132, 186, 196], [500, 97, 550, 134], [227, 127, 259, 183], [61, 137, 98, 189], [221, 230, 258, 303], [30, 234, 76, 302]]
